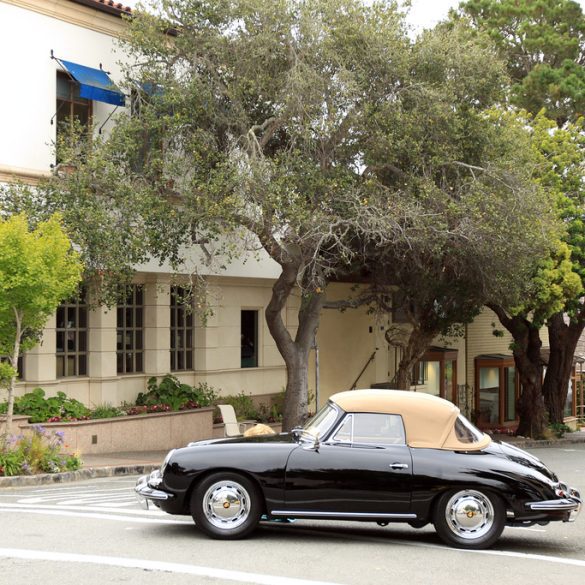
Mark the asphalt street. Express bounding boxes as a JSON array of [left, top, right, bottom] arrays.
[[0, 444, 583, 585]]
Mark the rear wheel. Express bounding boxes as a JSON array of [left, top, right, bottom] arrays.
[[191, 472, 261, 539], [433, 489, 505, 549]]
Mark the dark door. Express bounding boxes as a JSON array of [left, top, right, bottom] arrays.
[[283, 413, 413, 516]]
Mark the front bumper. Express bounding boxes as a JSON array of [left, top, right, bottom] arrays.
[[135, 471, 174, 510], [526, 487, 581, 522]]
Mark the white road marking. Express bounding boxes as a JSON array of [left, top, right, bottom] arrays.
[[0, 548, 344, 585], [265, 525, 585, 568], [0, 507, 189, 524], [0, 502, 168, 516]]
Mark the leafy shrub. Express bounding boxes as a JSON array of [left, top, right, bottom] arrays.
[[89, 404, 126, 419], [2, 388, 90, 423], [0, 426, 82, 476], [137, 375, 218, 411], [548, 422, 573, 438]]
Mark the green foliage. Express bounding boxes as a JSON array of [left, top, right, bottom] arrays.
[[216, 391, 283, 423], [0, 426, 82, 476], [89, 404, 126, 419], [458, 0, 585, 125], [548, 422, 573, 439], [0, 362, 15, 388], [137, 375, 219, 411], [0, 213, 83, 354], [2, 388, 90, 423], [38, 0, 555, 427]]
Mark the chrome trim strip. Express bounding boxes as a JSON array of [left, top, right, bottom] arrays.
[[270, 510, 417, 519], [527, 500, 580, 512]]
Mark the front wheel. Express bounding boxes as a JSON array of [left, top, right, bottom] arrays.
[[191, 472, 261, 539], [433, 489, 505, 549]]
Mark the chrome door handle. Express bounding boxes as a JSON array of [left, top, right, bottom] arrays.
[[390, 463, 409, 470]]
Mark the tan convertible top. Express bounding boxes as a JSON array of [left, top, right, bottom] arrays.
[[330, 389, 491, 451]]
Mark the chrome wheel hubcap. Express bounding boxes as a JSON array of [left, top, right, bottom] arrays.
[[203, 480, 251, 530], [445, 490, 494, 540]]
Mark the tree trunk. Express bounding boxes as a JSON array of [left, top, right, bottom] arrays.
[[4, 308, 22, 436], [390, 327, 436, 391], [265, 261, 324, 431], [488, 305, 546, 438], [542, 312, 585, 424]]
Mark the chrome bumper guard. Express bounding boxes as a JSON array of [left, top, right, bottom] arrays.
[[527, 488, 581, 522], [135, 471, 173, 510]]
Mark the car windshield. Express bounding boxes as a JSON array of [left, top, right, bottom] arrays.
[[302, 403, 339, 439]]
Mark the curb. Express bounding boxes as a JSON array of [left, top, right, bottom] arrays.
[[494, 435, 585, 449], [0, 464, 159, 489]]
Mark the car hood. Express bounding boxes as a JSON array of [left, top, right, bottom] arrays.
[[487, 440, 557, 482], [188, 432, 297, 448]]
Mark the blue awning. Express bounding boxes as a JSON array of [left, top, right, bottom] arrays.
[[59, 59, 125, 107]]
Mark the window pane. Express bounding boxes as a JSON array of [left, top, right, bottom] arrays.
[[56, 307, 66, 329], [135, 352, 143, 372], [78, 331, 87, 352], [67, 357, 76, 377], [504, 367, 516, 422], [56, 331, 65, 353], [56, 356, 64, 378], [353, 413, 406, 445], [78, 354, 87, 376], [479, 367, 500, 425], [67, 307, 76, 328], [78, 308, 87, 328], [333, 416, 352, 443], [241, 310, 258, 368], [66, 331, 76, 351]]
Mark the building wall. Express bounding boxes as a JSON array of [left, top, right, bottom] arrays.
[[6, 274, 290, 406], [0, 0, 290, 407], [0, 0, 126, 178]]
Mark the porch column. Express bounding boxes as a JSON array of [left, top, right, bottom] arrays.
[[143, 277, 171, 376]]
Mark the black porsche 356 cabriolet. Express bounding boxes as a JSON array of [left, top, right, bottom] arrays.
[[135, 389, 581, 549]]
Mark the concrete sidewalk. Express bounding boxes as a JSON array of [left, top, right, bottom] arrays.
[[1, 431, 585, 488]]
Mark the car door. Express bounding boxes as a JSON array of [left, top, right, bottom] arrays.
[[283, 413, 413, 516]]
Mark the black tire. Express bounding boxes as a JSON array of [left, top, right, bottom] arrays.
[[408, 520, 429, 529], [191, 472, 261, 539], [433, 488, 505, 549]]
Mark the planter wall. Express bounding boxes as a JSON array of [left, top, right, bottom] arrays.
[[2, 408, 214, 455]]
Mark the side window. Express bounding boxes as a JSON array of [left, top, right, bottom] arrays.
[[332, 415, 353, 443], [333, 413, 406, 445]]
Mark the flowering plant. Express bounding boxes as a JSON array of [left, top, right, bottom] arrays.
[[0, 425, 82, 476]]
